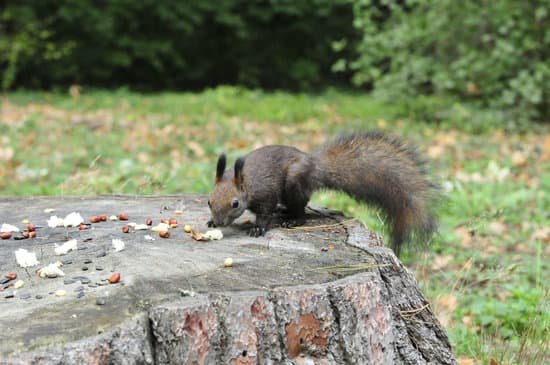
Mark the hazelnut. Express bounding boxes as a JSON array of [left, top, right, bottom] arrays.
[[117, 213, 129, 221], [109, 272, 121, 284], [223, 258, 234, 267], [122, 225, 130, 233], [159, 231, 170, 238], [1, 232, 12, 239]]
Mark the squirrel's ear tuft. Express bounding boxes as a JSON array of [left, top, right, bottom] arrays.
[[215, 154, 226, 183], [234, 157, 245, 190]]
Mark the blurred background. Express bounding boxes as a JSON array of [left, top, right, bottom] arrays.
[[1, 1, 549, 363]]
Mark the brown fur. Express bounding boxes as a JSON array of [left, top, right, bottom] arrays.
[[208, 132, 439, 255]]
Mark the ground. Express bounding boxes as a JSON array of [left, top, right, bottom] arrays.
[[1, 87, 549, 364]]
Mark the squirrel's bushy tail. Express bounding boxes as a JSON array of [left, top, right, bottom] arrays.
[[312, 132, 438, 255]]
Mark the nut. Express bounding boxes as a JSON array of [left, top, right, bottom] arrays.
[[28, 231, 36, 238], [223, 258, 234, 267], [146, 218, 153, 226], [5, 273, 17, 280], [159, 231, 170, 238], [79, 224, 88, 231], [183, 225, 192, 233], [122, 225, 130, 233], [1, 232, 12, 239], [22, 231, 30, 238], [27, 224, 36, 232], [13, 280, 24, 289], [117, 213, 129, 221], [89, 215, 101, 223], [99, 214, 108, 222], [109, 272, 121, 284]]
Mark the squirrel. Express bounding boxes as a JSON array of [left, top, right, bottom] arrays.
[[207, 132, 439, 255]]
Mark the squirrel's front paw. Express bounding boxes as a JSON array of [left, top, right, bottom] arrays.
[[249, 226, 267, 237], [207, 219, 216, 228]]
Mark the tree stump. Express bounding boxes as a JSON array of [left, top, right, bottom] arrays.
[[0, 195, 456, 364]]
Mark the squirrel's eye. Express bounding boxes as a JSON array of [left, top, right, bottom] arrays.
[[231, 198, 239, 209], [207, 200, 211, 208]]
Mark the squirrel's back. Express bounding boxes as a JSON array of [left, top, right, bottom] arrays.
[[312, 132, 438, 255]]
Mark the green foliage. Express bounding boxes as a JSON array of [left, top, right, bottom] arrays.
[[469, 285, 548, 338], [349, 0, 550, 122], [0, 0, 357, 90]]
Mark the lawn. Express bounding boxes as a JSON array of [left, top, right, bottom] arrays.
[[1, 87, 549, 364]]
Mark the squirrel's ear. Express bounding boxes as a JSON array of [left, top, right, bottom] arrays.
[[215, 153, 226, 183], [234, 157, 245, 191]]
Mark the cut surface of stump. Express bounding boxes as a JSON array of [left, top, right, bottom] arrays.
[[0, 195, 456, 364]]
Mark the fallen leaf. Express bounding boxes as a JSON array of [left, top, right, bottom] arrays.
[[0, 147, 14, 161], [187, 141, 205, 158], [542, 134, 550, 161], [486, 161, 510, 183], [511, 150, 528, 167], [435, 131, 458, 146], [462, 315, 473, 328], [437, 294, 458, 312], [487, 221, 507, 235], [457, 357, 475, 365], [427, 145, 446, 158], [515, 243, 533, 254], [526, 176, 540, 189], [432, 254, 453, 271], [531, 226, 550, 242], [455, 170, 484, 184], [454, 226, 473, 247]]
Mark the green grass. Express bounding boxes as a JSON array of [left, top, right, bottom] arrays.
[[2, 87, 549, 363]]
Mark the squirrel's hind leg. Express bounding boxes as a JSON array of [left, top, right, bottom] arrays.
[[279, 203, 307, 228], [280, 158, 313, 228], [275, 202, 306, 227]]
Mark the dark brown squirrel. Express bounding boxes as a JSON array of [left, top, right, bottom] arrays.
[[207, 132, 439, 255]]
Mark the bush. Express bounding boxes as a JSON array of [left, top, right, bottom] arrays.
[[348, 0, 550, 122], [0, 0, 357, 91]]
